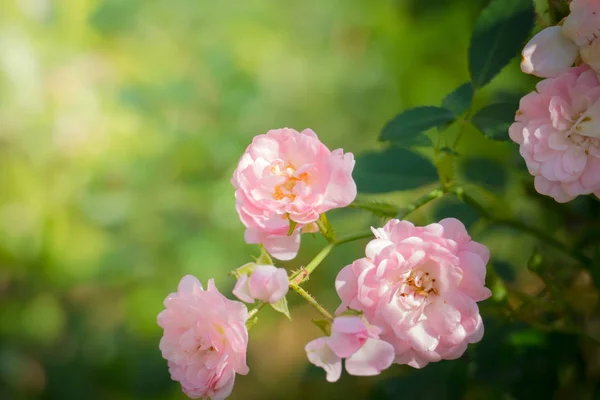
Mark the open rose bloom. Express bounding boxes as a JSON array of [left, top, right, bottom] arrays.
[[509, 65, 600, 202], [158, 276, 249, 400], [335, 218, 491, 368], [232, 128, 356, 260]]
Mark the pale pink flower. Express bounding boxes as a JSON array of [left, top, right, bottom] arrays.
[[232, 128, 356, 260], [305, 316, 395, 382], [521, 26, 578, 78], [335, 218, 491, 369], [562, 0, 600, 47], [233, 264, 289, 304], [580, 39, 600, 72], [520, 0, 600, 78], [563, 0, 600, 73], [509, 65, 600, 202], [158, 276, 249, 400]]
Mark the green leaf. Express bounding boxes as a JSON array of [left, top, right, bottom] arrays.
[[442, 83, 474, 116], [230, 262, 256, 279], [468, 0, 535, 88], [270, 296, 291, 320], [354, 147, 439, 194], [379, 106, 455, 145], [256, 245, 274, 265], [312, 318, 332, 336], [350, 201, 399, 218], [461, 157, 508, 190], [471, 103, 519, 141]]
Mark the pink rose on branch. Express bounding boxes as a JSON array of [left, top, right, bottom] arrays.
[[157, 276, 249, 400], [509, 65, 600, 202], [305, 316, 395, 382], [335, 218, 491, 369], [232, 128, 356, 260], [233, 264, 289, 304]]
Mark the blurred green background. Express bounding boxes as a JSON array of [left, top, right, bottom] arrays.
[[1, 0, 599, 399]]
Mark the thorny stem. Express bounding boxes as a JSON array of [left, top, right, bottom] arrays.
[[246, 302, 266, 325], [290, 283, 334, 321]]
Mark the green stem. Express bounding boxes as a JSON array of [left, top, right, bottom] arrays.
[[399, 186, 446, 218], [305, 243, 335, 276], [247, 302, 266, 321], [451, 107, 474, 150], [334, 231, 373, 246], [290, 283, 334, 321], [547, 0, 558, 25]]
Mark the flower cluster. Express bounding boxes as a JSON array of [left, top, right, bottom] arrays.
[[157, 129, 492, 399], [154, 2, 600, 398], [512, 0, 600, 202]]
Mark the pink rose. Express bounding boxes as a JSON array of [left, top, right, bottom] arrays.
[[335, 218, 491, 369], [562, 0, 600, 47], [158, 276, 249, 400], [233, 264, 289, 304], [232, 128, 356, 260], [509, 65, 600, 202], [563, 0, 600, 73], [305, 316, 395, 382]]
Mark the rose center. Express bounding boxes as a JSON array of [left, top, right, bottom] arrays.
[[270, 162, 309, 201], [397, 269, 438, 307], [566, 100, 600, 155]]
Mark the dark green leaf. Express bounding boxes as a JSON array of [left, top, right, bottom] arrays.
[[462, 157, 508, 190], [433, 197, 479, 228], [380, 106, 455, 145], [469, 0, 535, 88], [472, 103, 519, 141], [354, 147, 439, 194], [442, 83, 474, 116]]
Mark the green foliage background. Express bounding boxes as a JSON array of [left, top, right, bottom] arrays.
[[0, 0, 598, 399]]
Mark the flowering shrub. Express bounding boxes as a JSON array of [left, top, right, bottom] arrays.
[[157, 0, 600, 398]]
